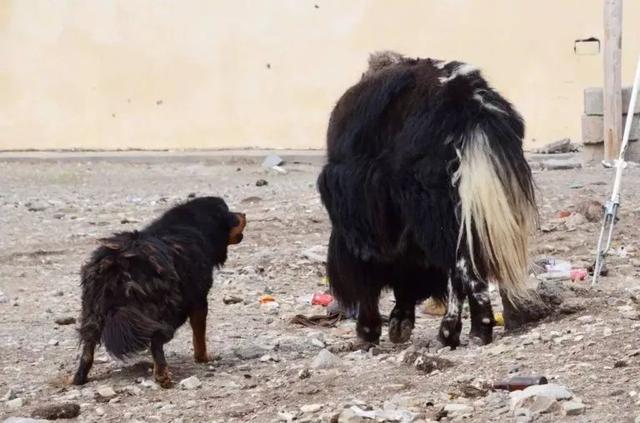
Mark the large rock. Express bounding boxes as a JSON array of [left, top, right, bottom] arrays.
[[510, 384, 573, 410], [31, 402, 81, 419], [562, 401, 586, 416], [500, 281, 585, 330], [444, 403, 474, 417], [6, 398, 24, 410], [96, 386, 116, 400], [310, 349, 342, 369], [179, 376, 202, 390]]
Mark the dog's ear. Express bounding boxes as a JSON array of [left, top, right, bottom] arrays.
[[227, 212, 246, 245], [226, 212, 240, 229]]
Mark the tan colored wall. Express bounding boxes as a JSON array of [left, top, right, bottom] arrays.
[[1, 1, 640, 150]]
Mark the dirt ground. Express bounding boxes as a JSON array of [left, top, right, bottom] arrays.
[[1, 154, 640, 423]]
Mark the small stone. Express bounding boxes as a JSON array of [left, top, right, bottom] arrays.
[[255, 179, 268, 187], [603, 327, 613, 337], [47, 339, 59, 346], [310, 349, 342, 369], [179, 376, 202, 390], [443, 403, 473, 416], [534, 138, 575, 154], [26, 202, 47, 212], [564, 212, 587, 230], [300, 403, 323, 413], [54, 316, 76, 325], [301, 246, 327, 263], [487, 344, 510, 355], [96, 386, 117, 399], [31, 402, 81, 419], [522, 396, 560, 415], [262, 154, 284, 168], [457, 384, 489, 399], [124, 385, 142, 396], [514, 407, 532, 419], [310, 338, 325, 348], [562, 401, 586, 416], [410, 353, 454, 373], [298, 368, 311, 379], [576, 199, 604, 222], [222, 295, 243, 305], [95, 407, 105, 416], [541, 159, 582, 170], [139, 379, 159, 390], [618, 305, 640, 320], [277, 411, 295, 422], [234, 344, 269, 360], [577, 315, 594, 323], [6, 398, 24, 410], [614, 359, 628, 368], [2, 388, 16, 401]]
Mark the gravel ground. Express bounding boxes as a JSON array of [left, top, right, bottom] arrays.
[[1, 156, 639, 423]]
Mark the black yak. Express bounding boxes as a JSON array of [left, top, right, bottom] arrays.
[[318, 51, 536, 347]]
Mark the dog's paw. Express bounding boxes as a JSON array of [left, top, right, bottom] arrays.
[[194, 352, 214, 363], [68, 373, 86, 386], [154, 368, 173, 389]]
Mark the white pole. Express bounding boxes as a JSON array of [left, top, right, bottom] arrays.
[[592, 55, 640, 285], [612, 55, 640, 195]]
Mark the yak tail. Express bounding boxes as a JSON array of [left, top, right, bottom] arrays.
[[454, 122, 537, 299], [102, 308, 171, 359]]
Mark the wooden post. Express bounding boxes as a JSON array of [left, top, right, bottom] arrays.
[[603, 0, 623, 161]]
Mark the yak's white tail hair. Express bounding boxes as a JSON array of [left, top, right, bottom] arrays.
[[455, 128, 536, 298]]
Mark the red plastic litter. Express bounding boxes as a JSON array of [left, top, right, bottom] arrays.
[[570, 269, 588, 282], [311, 293, 334, 306]]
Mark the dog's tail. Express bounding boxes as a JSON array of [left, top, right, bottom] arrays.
[[102, 307, 171, 359], [79, 231, 178, 359], [453, 100, 537, 300]]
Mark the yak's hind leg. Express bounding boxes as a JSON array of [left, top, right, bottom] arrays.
[[356, 287, 383, 344], [388, 285, 416, 344], [462, 258, 495, 345], [389, 265, 435, 344], [438, 268, 465, 348], [327, 231, 384, 345]]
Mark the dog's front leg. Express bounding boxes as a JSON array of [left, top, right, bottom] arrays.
[[189, 307, 211, 363]]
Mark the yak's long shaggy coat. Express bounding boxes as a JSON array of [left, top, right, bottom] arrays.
[[318, 52, 536, 347], [71, 197, 246, 387]]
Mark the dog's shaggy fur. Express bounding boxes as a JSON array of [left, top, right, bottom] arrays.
[[71, 197, 246, 387], [318, 52, 536, 347]]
